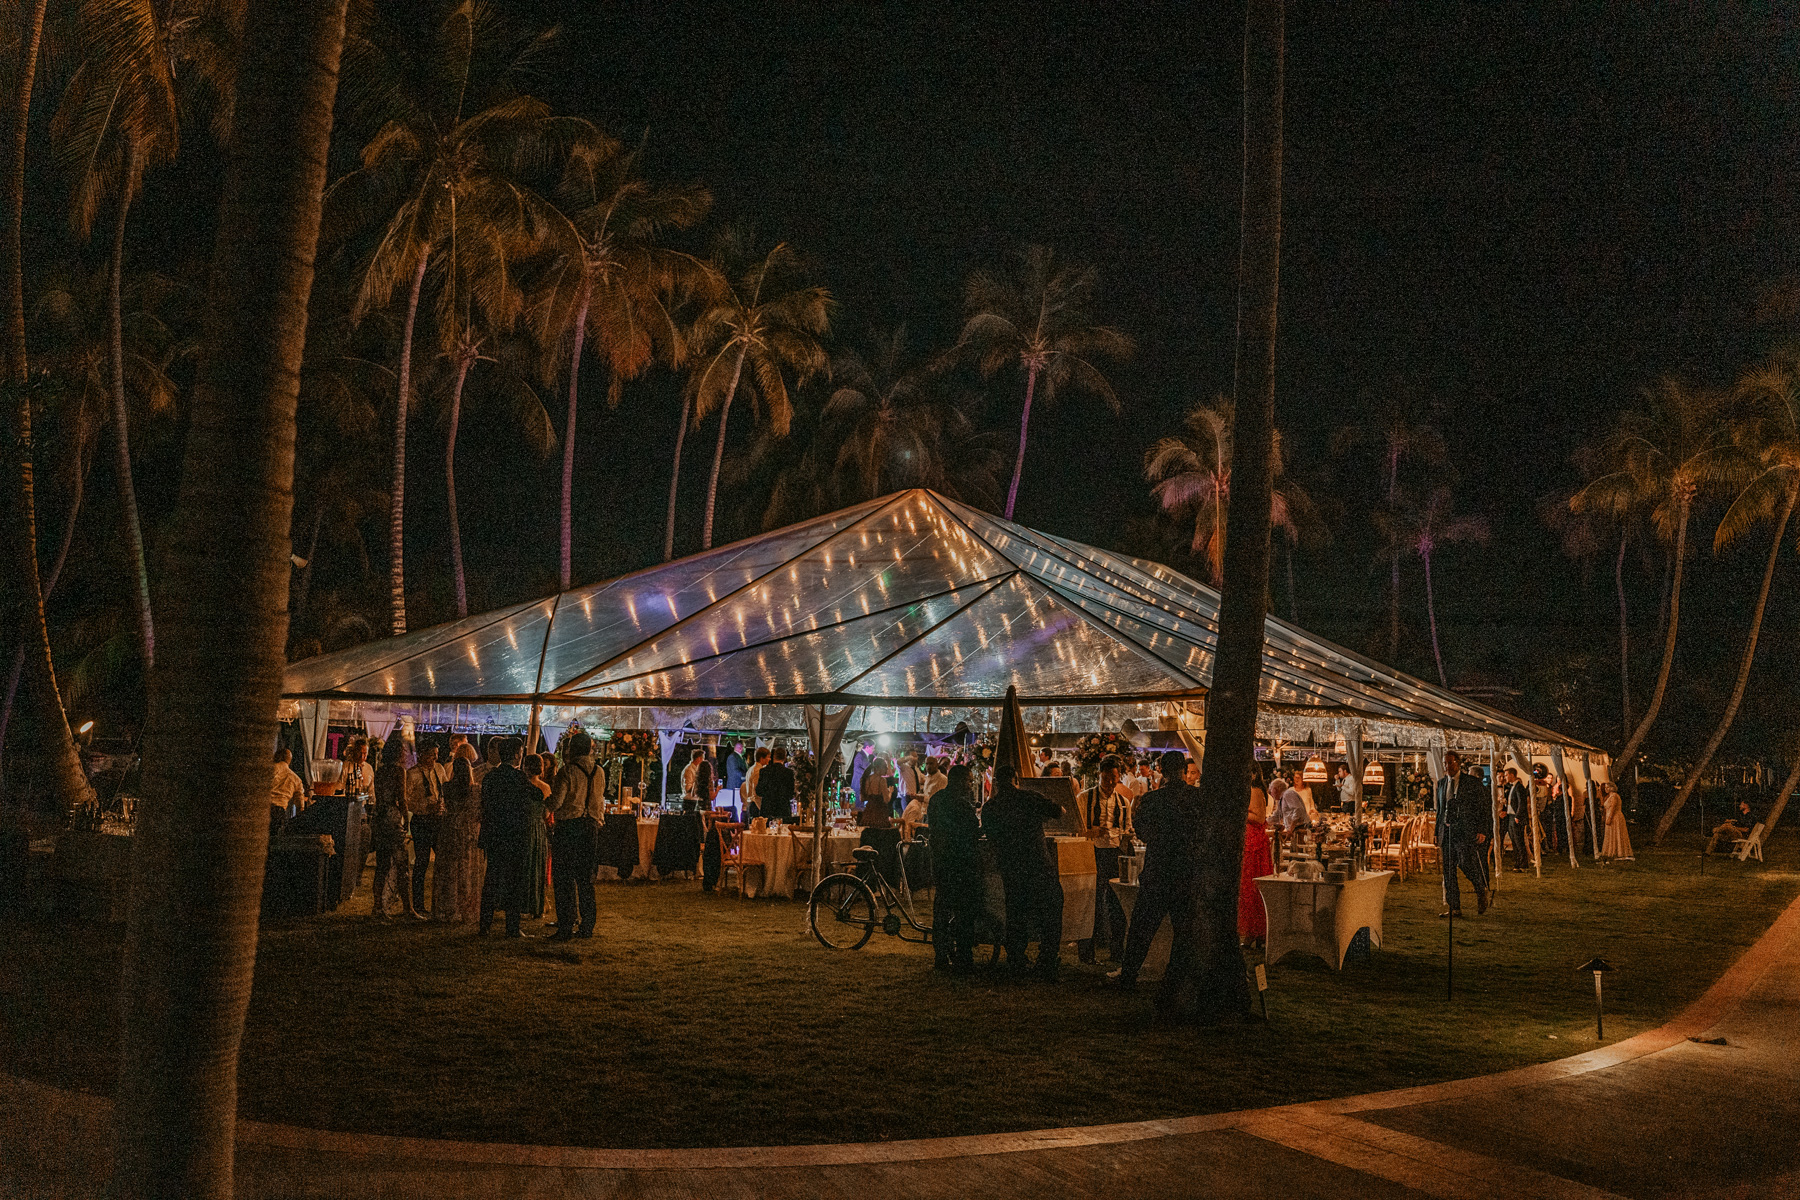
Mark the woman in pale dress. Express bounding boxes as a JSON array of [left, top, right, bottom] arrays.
[[1598, 781, 1634, 861], [1239, 766, 1274, 948]]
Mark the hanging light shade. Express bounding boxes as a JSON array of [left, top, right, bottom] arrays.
[[1303, 755, 1328, 783], [1363, 760, 1386, 787], [1333, 731, 1348, 756]]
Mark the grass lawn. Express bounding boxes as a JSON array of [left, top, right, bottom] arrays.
[[3, 829, 1796, 1149]]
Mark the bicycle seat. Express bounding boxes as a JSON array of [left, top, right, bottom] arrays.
[[851, 846, 880, 864]]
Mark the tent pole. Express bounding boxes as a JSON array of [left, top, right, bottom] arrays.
[[528, 701, 542, 758]]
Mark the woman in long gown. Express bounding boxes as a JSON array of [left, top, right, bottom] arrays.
[[1599, 781, 1634, 861], [1239, 769, 1274, 947], [521, 754, 552, 919], [434, 758, 478, 921]]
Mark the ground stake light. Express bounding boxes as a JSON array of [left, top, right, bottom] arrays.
[[1578, 956, 1612, 1040]]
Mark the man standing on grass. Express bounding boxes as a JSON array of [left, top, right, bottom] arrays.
[[478, 738, 532, 938], [983, 762, 1067, 981], [1110, 750, 1203, 1014], [1502, 767, 1531, 872], [759, 745, 797, 823], [548, 731, 601, 940], [928, 763, 982, 973], [405, 743, 449, 915], [1434, 751, 1491, 917]]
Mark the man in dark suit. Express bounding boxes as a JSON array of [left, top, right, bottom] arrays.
[[983, 763, 1067, 981], [927, 763, 982, 973], [1501, 767, 1531, 871], [478, 737, 532, 938], [1434, 751, 1491, 916], [1112, 750, 1203, 1013], [758, 745, 797, 822]]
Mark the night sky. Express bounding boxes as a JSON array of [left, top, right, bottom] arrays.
[[91, 2, 1800, 747]]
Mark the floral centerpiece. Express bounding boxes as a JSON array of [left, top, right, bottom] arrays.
[[1074, 731, 1127, 780]]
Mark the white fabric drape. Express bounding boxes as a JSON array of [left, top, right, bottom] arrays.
[[805, 703, 857, 893], [1550, 745, 1578, 867], [1580, 752, 1600, 857], [1346, 722, 1366, 822]]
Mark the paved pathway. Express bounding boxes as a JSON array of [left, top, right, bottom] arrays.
[[7, 895, 1798, 1198]]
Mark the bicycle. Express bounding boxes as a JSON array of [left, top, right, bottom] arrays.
[[808, 845, 933, 950]]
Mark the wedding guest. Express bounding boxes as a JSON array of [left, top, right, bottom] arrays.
[[270, 747, 306, 819], [548, 731, 601, 940], [687, 758, 717, 813], [723, 740, 749, 810], [858, 757, 894, 828], [1706, 797, 1757, 855], [1502, 767, 1531, 871], [433, 757, 478, 922], [338, 737, 374, 797], [1240, 764, 1274, 950], [369, 731, 422, 921], [520, 753, 552, 919], [759, 745, 797, 822], [405, 743, 449, 915], [478, 738, 533, 938], [1112, 751, 1202, 1008], [923, 756, 949, 799], [1435, 751, 1492, 916], [929, 764, 982, 973], [743, 747, 770, 823], [984, 762, 1067, 981], [1598, 781, 1634, 861], [1274, 772, 1308, 839]]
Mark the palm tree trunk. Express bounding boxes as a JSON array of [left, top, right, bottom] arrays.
[[389, 246, 429, 636], [663, 390, 690, 562], [700, 346, 748, 551], [1002, 363, 1039, 522], [560, 278, 590, 591], [110, 146, 155, 669], [3, 0, 46, 380], [1615, 496, 1689, 784], [112, 2, 348, 1196], [445, 350, 473, 618], [1389, 552, 1401, 661], [1192, 0, 1282, 1023], [1654, 487, 1796, 844], [1423, 548, 1448, 687], [1285, 537, 1298, 623], [0, 424, 88, 796], [1761, 753, 1800, 843], [1615, 533, 1631, 740]]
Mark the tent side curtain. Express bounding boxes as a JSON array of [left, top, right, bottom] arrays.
[[282, 489, 1597, 760]]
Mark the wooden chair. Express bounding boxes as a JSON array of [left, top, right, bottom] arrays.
[[1412, 815, 1441, 872], [1370, 816, 1413, 880], [1733, 822, 1766, 863]]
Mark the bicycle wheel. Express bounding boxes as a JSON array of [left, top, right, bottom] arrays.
[[809, 873, 877, 950]]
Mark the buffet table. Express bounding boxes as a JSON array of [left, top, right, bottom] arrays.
[[977, 836, 1097, 946], [1254, 870, 1393, 970]]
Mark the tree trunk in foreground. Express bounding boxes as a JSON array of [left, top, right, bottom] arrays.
[[111, 148, 155, 668], [1762, 754, 1800, 844], [112, 3, 347, 1196], [1615, 495, 1690, 787], [3, 0, 88, 814], [1655, 487, 1796, 844], [663, 390, 690, 562], [560, 278, 590, 591], [1192, 0, 1282, 1023], [1002, 363, 1039, 522], [1615, 534, 1631, 741], [446, 350, 473, 618], [388, 247, 429, 636], [699, 345, 747, 550]]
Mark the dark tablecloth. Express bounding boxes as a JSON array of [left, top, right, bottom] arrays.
[[597, 813, 641, 875], [652, 813, 703, 874]]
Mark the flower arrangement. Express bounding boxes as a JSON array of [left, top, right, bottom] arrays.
[[1074, 731, 1126, 778], [607, 729, 655, 757]]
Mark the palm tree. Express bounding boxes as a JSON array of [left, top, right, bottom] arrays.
[[1192, 0, 1283, 1023], [325, 0, 565, 634], [1335, 398, 1447, 659], [1572, 378, 1720, 790], [2, 0, 93, 816], [1654, 365, 1800, 843], [1376, 487, 1489, 688], [112, 1, 348, 1196], [1144, 396, 1307, 587], [681, 233, 831, 552], [429, 215, 527, 617], [51, 0, 179, 669], [1545, 474, 1638, 740], [952, 244, 1135, 521], [539, 129, 714, 588]]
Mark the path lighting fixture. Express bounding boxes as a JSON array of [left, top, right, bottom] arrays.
[[1578, 956, 1613, 1040]]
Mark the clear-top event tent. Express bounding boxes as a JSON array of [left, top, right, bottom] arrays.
[[282, 489, 1604, 791]]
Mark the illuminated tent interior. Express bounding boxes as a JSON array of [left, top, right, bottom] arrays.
[[282, 489, 1600, 770]]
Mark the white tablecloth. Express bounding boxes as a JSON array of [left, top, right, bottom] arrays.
[[1254, 870, 1393, 971], [739, 828, 861, 897], [1108, 880, 1171, 979], [979, 837, 1097, 945]]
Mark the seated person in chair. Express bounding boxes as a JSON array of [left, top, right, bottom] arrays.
[[1705, 797, 1757, 855]]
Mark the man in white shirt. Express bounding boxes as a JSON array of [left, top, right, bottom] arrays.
[[922, 757, 949, 799], [404, 744, 450, 915], [742, 747, 769, 821], [270, 748, 307, 818]]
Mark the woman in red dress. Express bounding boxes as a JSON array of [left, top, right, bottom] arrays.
[[1239, 768, 1274, 948]]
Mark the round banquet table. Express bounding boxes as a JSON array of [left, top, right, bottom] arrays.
[[739, 827, 860, 897]]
